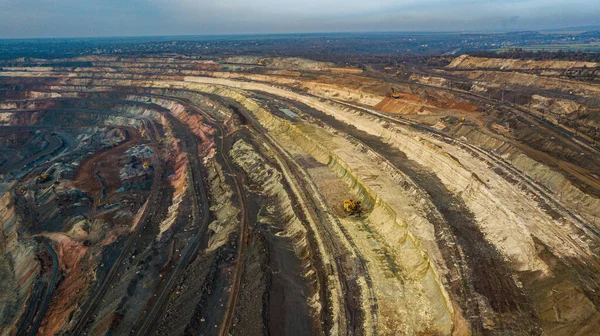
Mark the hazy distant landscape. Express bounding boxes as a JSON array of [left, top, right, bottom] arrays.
[[2, 28, 600, 61]]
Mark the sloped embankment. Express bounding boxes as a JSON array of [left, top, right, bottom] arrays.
[[222, 90, 456, 334], [0, 193, 39, 335], [230, 139, 323, 335], [447, 55, 598, 70]]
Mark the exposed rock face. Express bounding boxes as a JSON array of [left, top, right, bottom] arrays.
[[230, 139, 324, 333], [1, 54, 600, 336], [0, 193, 39, 336], [374, 97, 435, 115], [222, 56, 334, 71], [448, 55, 598, 70], [531, 94, 585, 116]]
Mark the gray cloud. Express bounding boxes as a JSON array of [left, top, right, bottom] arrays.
[[0, 0, 599, 38]]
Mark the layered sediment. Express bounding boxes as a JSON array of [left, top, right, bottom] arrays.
[[1, 54, 600, 335]]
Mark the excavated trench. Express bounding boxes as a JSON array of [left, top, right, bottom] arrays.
[[272, 95, 540, 333], [2, 55, 600, 336], [196, 79, 600, 334], [0, 89, 328, 336], [230, 137, 318, 335]]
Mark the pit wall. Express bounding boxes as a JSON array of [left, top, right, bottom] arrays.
[[122, 95, 221, 236], [179, 77, 564, 272], [143, 80, 455, 333], [60, 69, 381, 107], [157, 126, 189, 237], [301, 82, 385, 106], [3, 69, 378, 110], [5, 93, 193, 237], [5, 77, 460, 333], [211, 87, 456, 334], [149, 76, 600, 225], [411, 71, 600, 99], [27, 84, 444, 331], [222, 56, 334, 71], [3, 76, 457, 332], [447, 55, 598, 70], [530, 94, 585, 116], [3, 90, 229, 241], [143, 89, 234, 123], [3, 68, 600, 333], [0, 99, 195, 334], [230, 140, 324, 332], [135, 96, 210, 140], [203, 148, 239, 252], [11, 75, 580, 243], [282, 94, 548, 272], [102, 102, 191, 238], [453, 125, 600, 220], [0, 192, 39, 336], [3, 75, 570, 270], [0, 111, 44, 126]]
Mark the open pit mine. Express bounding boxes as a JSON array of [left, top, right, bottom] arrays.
[[1, 54, 600, 336]]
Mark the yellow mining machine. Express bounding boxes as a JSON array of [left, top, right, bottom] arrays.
[[142, 159, 150, 169], [37, 173, 50, 183], [343, 199, 361, 216], [390, 87, 401, 99]]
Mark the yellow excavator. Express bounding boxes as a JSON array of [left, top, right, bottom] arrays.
[[343, 199, 361, 216], [390, 87, 401, 99], [37, 173, 50, 183], [142, 159, 150, 169]]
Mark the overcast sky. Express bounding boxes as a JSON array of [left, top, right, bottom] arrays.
[[0, 0, 599, 38]]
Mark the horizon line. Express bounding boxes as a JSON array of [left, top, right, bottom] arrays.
[[1, 25, 599, 41]]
